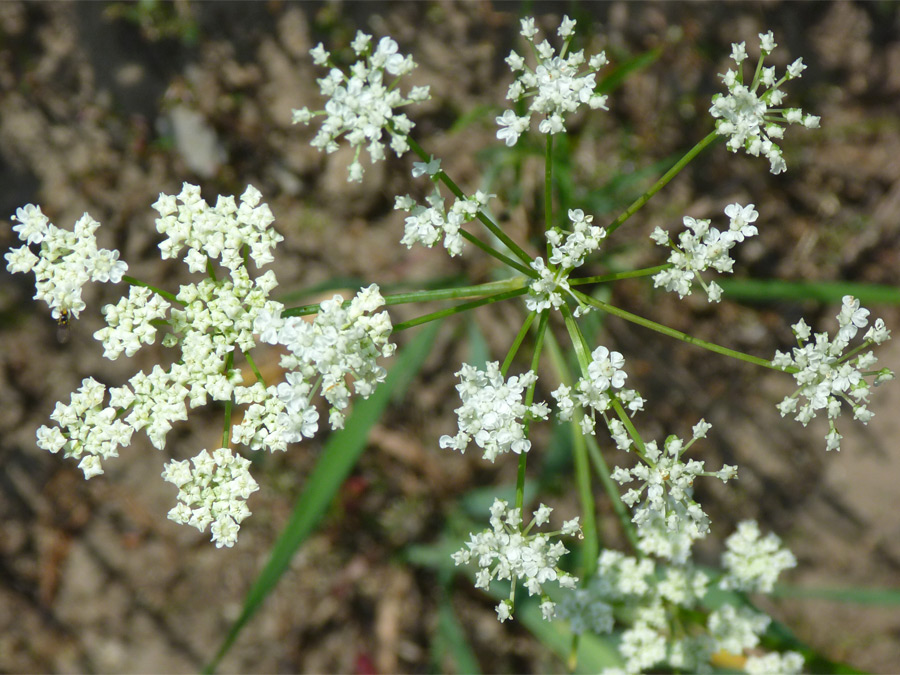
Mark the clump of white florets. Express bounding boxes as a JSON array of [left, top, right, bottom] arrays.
[[162, 447, 259, 548], [558, 526, 802, 673], [772, 295, 893, 452], [439, 362, 549, 462], [253, 284, 396, 440], [651, 203, 759, 303], [292, 31, 430, 182], [611, 422, 738, 555], [36, 377, 134, 480], [452, 499, 581, 622], [394, 189, 493, 257], [710, 31, 820, 174], [5, 204, 128, 321], [497, 15, 609, 147], [526, 208, 606, 315], [720, 520, 797, 593], [152, 183, 283, 272], [551, 345, 645, 439]]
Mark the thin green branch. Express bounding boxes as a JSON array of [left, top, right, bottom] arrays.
[[406, 136, 533, 266], [222, 351, 235, 449], [573, 289, 789, 372], [569, 264, 670, 287], [606, 131, 721, 237], [123, 275, 180, 305], [545, 135, 554, 232], [243, 351, 265, 387], [502, 311, 538, 376], [460, 229, 534, 277], [584, 433, 640, 555], [283, 277, 528, 318], [393, 288, 528, 332], [516, 311, 549, 514]]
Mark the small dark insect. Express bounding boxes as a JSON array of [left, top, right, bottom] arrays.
[[56, 309, 71, 344]]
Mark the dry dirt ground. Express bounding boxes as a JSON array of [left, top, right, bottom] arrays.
[[1, 2, 899, 673]]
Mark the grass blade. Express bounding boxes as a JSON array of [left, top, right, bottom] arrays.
[[718, 278, 900, 305], [204, 322, 439, 672]]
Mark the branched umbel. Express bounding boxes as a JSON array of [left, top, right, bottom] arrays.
[[5, 15, 893, 674]]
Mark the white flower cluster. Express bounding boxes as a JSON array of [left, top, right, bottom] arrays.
[[772, 295, 893, 452], [28, 185, 286, 546], [526, 208, 607, 314], [497, 16, 608, 146], [439, 362, 549, 462], [561, 549, 711, 672], [525, 257, 571, 313], [551, 346, 645, 438], [6, 204, 128, 320], [611, 423, 738, 559], [651, 203, 759, 303], [292, 31, 430, 182], [162, 447, 259, 548], [720, 520, 796, 593], [255, 284, 396, 438], [93, 286, 172, 360], [452, 499, 580, 622], [744, 651, 805, 675], [394, 190, 493, 257], [36, 377, 134, 480], [111, 364, 192, 451], [547, 208, 607, 269], [559, 539, 802, 673], [152, 183, 283, 272], [710, 31, 820, 174]]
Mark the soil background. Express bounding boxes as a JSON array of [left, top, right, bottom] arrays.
[[1, 2, 899, 673]]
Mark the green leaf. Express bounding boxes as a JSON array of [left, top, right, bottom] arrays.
[[596, 47, 663, 96], [466, 316, 491, 370], [770, 584, 900, 606], [718, 278, 900, 305], [203, 321, 439, 673], [433, 595, 482, 675], [515, 595, 623, 673]]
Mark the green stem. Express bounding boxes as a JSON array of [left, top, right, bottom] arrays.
[[545, 331, 637, 562], [406, 136, 533, 266], [570, 264, 670, 287], [545, 135, 553, 232], [460, 229, 534, 277], [584, 432, 640, 555], [516, 311, 549, 514], [611, 398, 646, 458], [562, 305, 591, 373], [123, 275, 180, 305], [222, 351, 235, 448], [606, 131, 721, 237], [283, 277, 528, 318], [243, 351, 265, 387], [393, 288, 528, 332], [501, 311, 538, 376], [573, 290, 789, 372], [571, 419, 598, 575]]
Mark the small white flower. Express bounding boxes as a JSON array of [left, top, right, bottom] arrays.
[[7, 205, 128, 321], [720, 520, 796, 593], [710, 31, 816, 174], [497, 15, 608, 145], [411, 155, 441, 178], [453, 498, 579, 623], [440, 362, 546, 462], [653, 203, 759, 303], [163, 447, 259, 548], [293, 32, 429, 182], [773, 297, 892, 451]]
